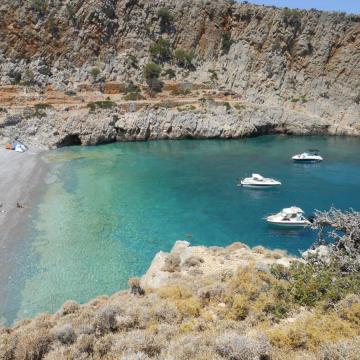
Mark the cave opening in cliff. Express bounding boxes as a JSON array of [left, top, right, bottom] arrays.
[[57, 134, 82, 147]]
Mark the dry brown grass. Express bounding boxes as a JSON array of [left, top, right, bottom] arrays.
[[1, 262, 359, 360]]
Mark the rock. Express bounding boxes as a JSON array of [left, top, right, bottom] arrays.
[[302, 245, 331, 263], [141, 240, 296, 289]]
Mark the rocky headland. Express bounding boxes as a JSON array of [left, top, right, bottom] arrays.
[[0, 0, 359, 148], [1, 239, 360, 359]]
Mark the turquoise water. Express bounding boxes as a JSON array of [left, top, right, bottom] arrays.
[[3, 136, 360, 324]]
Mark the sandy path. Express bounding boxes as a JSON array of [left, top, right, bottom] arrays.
[[0, 148, 47, 323]]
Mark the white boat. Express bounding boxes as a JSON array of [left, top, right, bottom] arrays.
[[239, 173, 281, 188], [292, 150, 323, 163], [265, 207, 310, 227]]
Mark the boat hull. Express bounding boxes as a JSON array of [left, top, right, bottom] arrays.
[[292, 159, 322, 163], [240, 183, 280, 188], [266, 220, 309, 227]]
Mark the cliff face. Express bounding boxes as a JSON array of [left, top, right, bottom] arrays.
[[0, 0, 359, 147]]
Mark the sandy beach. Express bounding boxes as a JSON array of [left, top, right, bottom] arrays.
[[0, 148, 47, 323]]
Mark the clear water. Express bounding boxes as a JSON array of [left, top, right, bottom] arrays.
[[3, 136, 360, 324]]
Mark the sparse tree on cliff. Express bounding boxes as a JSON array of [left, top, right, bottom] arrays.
[[310, 207, 360, 272], [150, 38, 172, 63], [157, 7, 173, 33], [143, 63, 162, 94]]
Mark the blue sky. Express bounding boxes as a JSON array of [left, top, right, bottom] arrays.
[[246, 1, 360, 14]]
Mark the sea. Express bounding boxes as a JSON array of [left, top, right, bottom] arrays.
[[2, 135, 360, 324]]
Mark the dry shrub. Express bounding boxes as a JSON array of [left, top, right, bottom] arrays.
[[0, 332, 18, 360], [128, 277, 145, 296], [166, 333, 218, 360], [75, 333, 95, 354], [228, 266, 273, 299], [183, 255, 204, 268], [120, 351, 151, 359], [14, 328, 53, 360], [215, 330, 270, 360], [176, 297, 201, 318], [93, 334, 115, 357], [42, 346, 71, 360], [198, 284, 225, 303], [153, 301, 179, 323], [227, 294, 249, 320], [76, 323, 95, 335], [267, 312, 357, 351], [58, 300, 79, 316], [157, 285, 193, 300], [94, 305, 120, 335], [52, 323, 76, 345], [113, 330, 165, 357], [162, 254, 181, 272], [253, 246, 266, 254], [320, 338, 360, 360], [336, 294, 360, 326]]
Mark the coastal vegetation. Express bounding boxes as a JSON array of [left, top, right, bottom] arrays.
[[144, 63, 163, 94], [87, 100, 117, 113], [1, 209, 359, 359]]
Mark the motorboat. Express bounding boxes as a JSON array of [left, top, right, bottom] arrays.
[[292, 150, 323, 163], [239, 173, 281, 188], [265, 207, 310, 227]]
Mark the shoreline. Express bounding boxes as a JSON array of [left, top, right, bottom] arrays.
[[0, 148, 48, 324]]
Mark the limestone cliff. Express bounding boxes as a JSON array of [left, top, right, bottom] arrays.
[[0, 0, 359, 147]]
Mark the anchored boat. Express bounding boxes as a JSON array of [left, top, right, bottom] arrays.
[[292, 149, 323, 163], [239, 173, 281, 188], [265, 207, 310, 227]]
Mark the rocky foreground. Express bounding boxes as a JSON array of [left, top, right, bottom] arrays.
[[1, 240, 360, 360], [0, 0, 359, 148]]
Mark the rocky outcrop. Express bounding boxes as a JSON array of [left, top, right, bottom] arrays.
[[1, 100, 349, 149], [0, 0, 359, 142], [141, 240, 294, 289]]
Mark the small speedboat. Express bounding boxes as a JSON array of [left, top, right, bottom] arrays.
[[239, 173, 281, 188], [265, 207, 310, 227], [292, 150, 323, 163]]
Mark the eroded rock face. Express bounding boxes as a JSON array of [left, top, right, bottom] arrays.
[[0, 0, 359, 140], [1, 102, 345, 149]]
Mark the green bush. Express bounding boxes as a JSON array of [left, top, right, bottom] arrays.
[[31, 103, 53, 118], [163, 68, 176, 79], [32, 0, 46, 16], [123, 81, 141, 95], [171, 88, 191, 96], [90, 67, 101, 81], [150, 38, 172, 63], [23, 69, 36, 86], [127, 54, 138, 69], [234, 103, 245, 111], [143, 63, 163, 93], [158, 7, 173, 32], [87, 101, 117, 113], [223, 101, 231, 112], [174, 49, 195, 69], [124, 93, 144, 101], [221, 31, 234, 55], [65, 90, 77, 96], [208, 69, 218, 81]]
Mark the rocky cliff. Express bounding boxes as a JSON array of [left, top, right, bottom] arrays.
[[0, 0, 359, 147]]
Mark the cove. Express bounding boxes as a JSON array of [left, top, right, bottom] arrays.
[[3, 135, 360, 324]]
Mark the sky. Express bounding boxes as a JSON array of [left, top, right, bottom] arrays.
[[245, 1, 360, 14]]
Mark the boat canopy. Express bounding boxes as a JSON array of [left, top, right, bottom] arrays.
[[251, 173, 264, 180], [281, 207, 304, 215]]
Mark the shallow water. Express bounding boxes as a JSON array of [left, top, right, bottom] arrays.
[[3, 136, 360, 324]]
